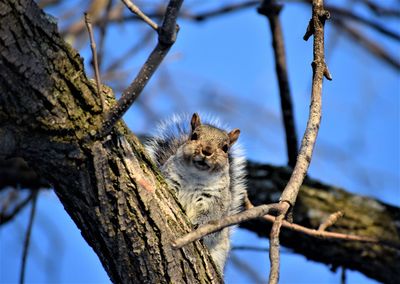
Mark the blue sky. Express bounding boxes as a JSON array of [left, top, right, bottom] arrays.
[[1, 1, 399, 283]]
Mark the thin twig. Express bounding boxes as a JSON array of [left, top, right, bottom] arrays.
[[121, 0, 158, 31], [299, 0, 400, 41], [19, 190, 38, 284], [318, 211, 344, 231], [97, 0, 114, 68], [268, 207, 287, 284], [246, 196, 399, 248], [185, 1, 259, 21], [260, 213, 400, 249], [173, 194, 399, 256], [267, 1, 331, 282], [279, 0, 331, 210], [105, 30, 154, 74], [354, 0, 400, 18], [172, 203, 281, 248], [334, 18, 400, 71], [0, 192, 34, 225], [84, 12, 104, 110], [327, 5, 400, 41], [232, 245, 269, 252], [258, 0, 299, 168], [341, 266, 347, 284], [96, 0, 184, 139]]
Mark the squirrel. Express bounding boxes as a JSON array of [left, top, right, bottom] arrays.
[[145, 113, 246, 274]]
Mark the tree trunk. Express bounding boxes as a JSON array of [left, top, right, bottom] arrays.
[[0, 0, 220, 283]]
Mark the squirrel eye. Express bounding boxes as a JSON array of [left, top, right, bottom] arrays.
[[191, 133, 198, 140], [222, 144, 229, 153]]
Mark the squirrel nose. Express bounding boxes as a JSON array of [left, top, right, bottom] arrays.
[[201, 147, 213, 157]]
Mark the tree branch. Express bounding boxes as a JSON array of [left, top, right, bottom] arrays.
[[121, 0, 159, 31], [172, 203, 281, 248], [258, 0, 299, 168], [19, 190, 38, 284], [0, 1, 219, 282], [0, 190, 35, 225], [334, 18, 400, 71], [243, 162, 400, 284], [280, 0, 330, 208], [84, 12, 104, 109], [98, 0, 184, 139], [269, 0, 330, 281]]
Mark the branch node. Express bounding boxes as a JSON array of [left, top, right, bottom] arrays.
[[158, 24, 179, 46], [324, 65, 333, 80], [94, 0, 184, 139], [303, 19, 314, 41], [172, 203, 279, 249], [121, 0, 158, 31], [319, 9, 331, 21], [257, 1, 283, 17]]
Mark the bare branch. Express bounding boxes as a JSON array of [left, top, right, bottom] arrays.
[[318, 211, 344, 231], [97, 0, 114, 69], [259, 213, 400, 249], [19, 191, 38, 284], [173, 191, 399, 262], [258, 0, 299, 168], [300, 0, 400, 41], [172, 203, 281, 249], [354, 0, 400, 17], [84, 12, 104, 110], [121, 0, 158, 31], [0, 191, 34, 225], [268, 208, 287, 284], [334, 18, 400, 71], [185, 1, 259, 21], [280, 0, 331, 209], [97, 0, 184, 139], [327, 5, 400, 41], [266, 1, 331, 281], [341, 267, 347, 284]]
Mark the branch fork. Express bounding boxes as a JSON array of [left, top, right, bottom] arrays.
[[95, 0, 184, 140]]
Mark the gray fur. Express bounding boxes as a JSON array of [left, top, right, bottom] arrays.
[[145, 113, 247, 273]]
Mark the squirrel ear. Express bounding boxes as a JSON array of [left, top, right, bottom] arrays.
[[191, 113, 202, 131], [228, 128, 240, 146]]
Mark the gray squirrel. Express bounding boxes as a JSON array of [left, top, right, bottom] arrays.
[[145, 113, 247, 273]]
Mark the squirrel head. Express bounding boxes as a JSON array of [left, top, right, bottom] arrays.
[[181, 113, 240, 172]]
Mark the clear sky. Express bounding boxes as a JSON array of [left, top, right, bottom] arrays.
[[1, 0, 399, 283]]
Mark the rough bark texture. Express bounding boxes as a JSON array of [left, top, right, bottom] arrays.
[[0, 0, 220, 283], [243, 162, 400, 284], [1, 0, 399, 284]]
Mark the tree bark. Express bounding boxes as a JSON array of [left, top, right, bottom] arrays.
[[0, 1, 399, 284], [244, 162, 400, 284], [0, 0, 220, 283]]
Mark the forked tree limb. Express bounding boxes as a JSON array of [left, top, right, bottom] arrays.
[[269, 0, 330, 282], [121, 0, 159, 31], [0, 0, 219, 282], [243, 162, 400, 284], [97, 0, 184, 139]]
